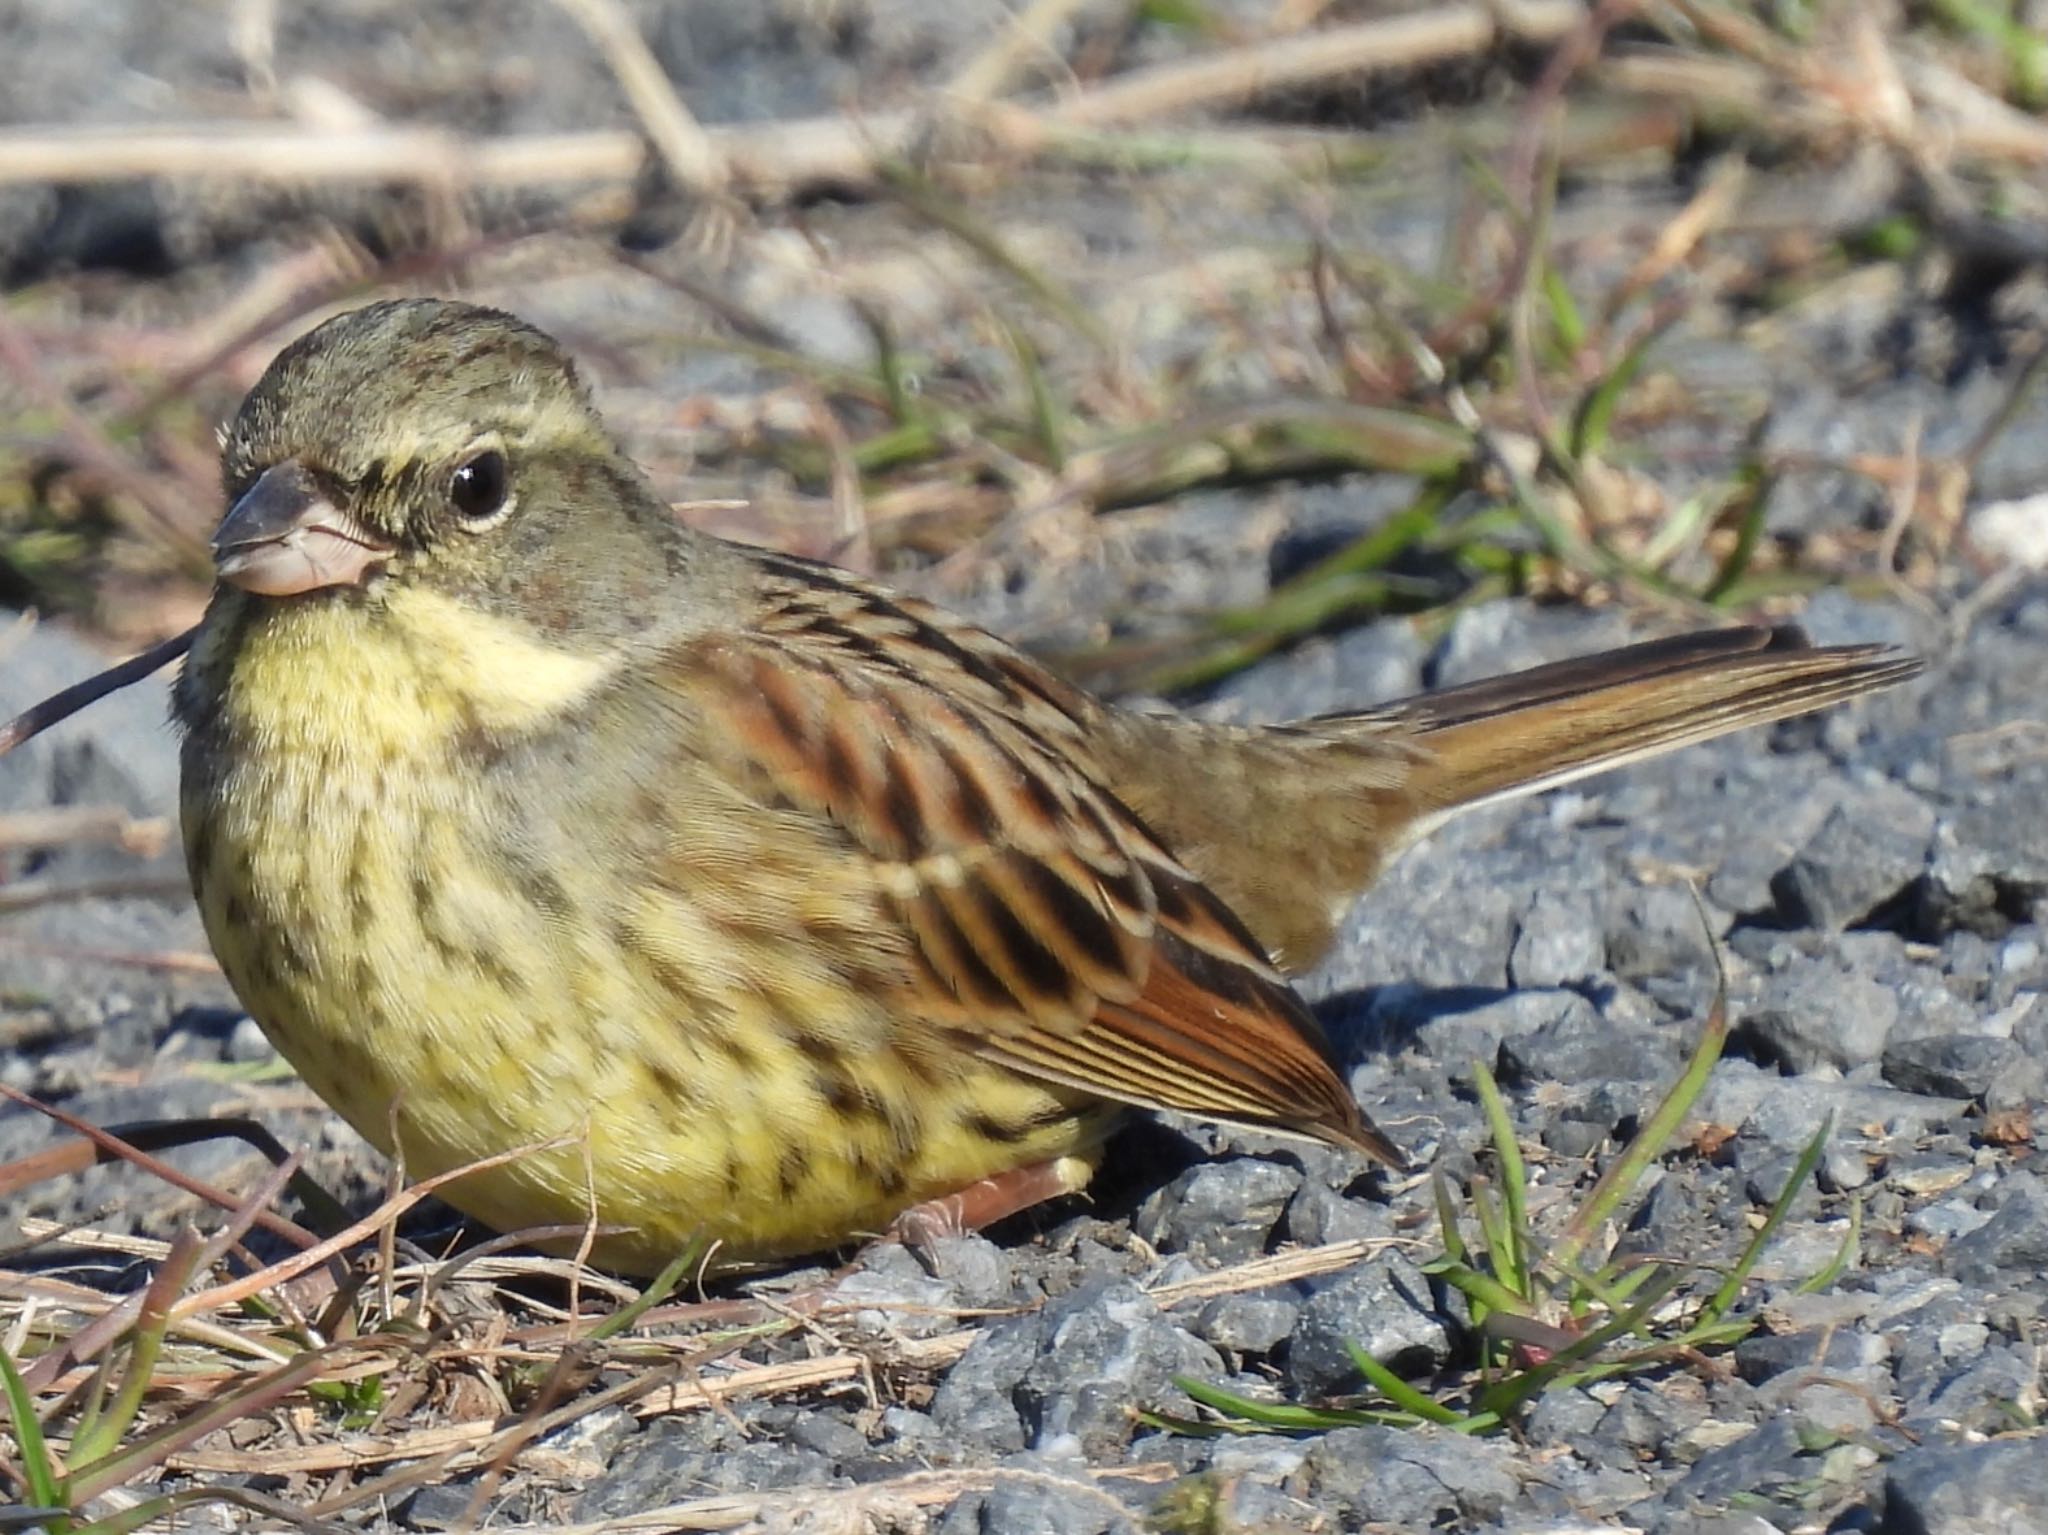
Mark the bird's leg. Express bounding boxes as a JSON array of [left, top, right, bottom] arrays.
[[887, 1155, 1094, 1247]]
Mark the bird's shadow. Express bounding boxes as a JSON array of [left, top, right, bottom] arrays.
[[1313, 975, 1620, 1064]]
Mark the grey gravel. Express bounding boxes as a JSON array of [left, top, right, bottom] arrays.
[[1734, 958, 1901, 1072], [1882, 1438, 2048, 1535], [1939, 1175, 2048, 1285], [1300, 1424, 1521, 1526], [1771, 795, 1934, 931], [1017, 1280, 1221, 1459], [1192, 1292, 1297, 1354], [1133, 1158, 1300, 1265], [1284, 1251, 1451, 1398], [1884, 1032, 2038, 1103]]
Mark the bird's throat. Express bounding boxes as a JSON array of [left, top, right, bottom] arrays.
[[212, 585, 620, 758]]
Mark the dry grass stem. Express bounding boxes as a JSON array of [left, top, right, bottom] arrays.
[[1049, 1, 1586, 128], [946, 0, 1096, 104], [1608, 152, 1747, 319], [1146, 1236, 1412, 1307], [548, 0, 727, 194], [0, 873, 197, 911], [0, 940, 222, 973], [0, 2, 1591, 202], [0, 807, 170, 858], [0, 628, 196, 761]]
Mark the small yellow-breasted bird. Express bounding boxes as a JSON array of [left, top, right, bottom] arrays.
[[175, 299, 1919, 1274]]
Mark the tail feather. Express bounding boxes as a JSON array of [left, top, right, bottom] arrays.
[[1356, 623, 1921, 821], [1107, 622, 1921, 974]]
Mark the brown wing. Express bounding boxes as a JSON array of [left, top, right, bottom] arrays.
[[672, 554, 1401, 1165]]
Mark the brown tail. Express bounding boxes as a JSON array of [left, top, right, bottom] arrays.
[[1352, 624, 1922, 825], [1103, 623, 1920, 974]]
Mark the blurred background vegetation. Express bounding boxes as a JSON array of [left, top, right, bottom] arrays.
[[1, 0, 2042, 695]]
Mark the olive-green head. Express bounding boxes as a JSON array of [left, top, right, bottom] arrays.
[[211, 298, 683, 633]]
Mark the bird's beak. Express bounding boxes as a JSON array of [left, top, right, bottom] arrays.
[[211, 461, 397, 596]]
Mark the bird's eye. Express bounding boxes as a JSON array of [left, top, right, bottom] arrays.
[[449, 450, 513, 529]]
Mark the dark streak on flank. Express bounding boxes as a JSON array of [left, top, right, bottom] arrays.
[[647, 1059, 688, 1103], [272, 922, 313, 978], [890, 1040, 941, 1088], [853, 1148, 909, 1200], [346, 829, 375, 931], [962, 1110, 1033, 1145], [776, 1144, 810, 1201], [1027, 1099, 1080, 1130], [613, 919, 718, 1018], [413, 869, 465, 968], [817, 1072, 888, 1124], [713, 1030, 761, 1075], [792, 1033, 844, 1068], [471, 944, 528, 1000], [518, 861, 575, 921]]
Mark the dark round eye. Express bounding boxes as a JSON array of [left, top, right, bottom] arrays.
[[449, 450, 511, 526]]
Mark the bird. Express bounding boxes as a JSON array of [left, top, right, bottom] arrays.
[[173, 298, 1921, 1275]]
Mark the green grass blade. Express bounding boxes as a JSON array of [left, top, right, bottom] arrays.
[[1477, 1268, 1684, 1418], [1468, 1178, 1518, 1302], [1704, 1112, 1834, 1323], [1341, 1341, 1462, 1425], [63, 1342, 340, 1506], [1172, 1375, 1392, 1432], [1556, 915, 1727, 1271], [1703, 467, 1772, 605], [1470, 1059, 1527, 1300], [1004, 321, 1067, 472], [1569, 324, 1654, 459], [0, 1342, 63, 1515], [1799, 1195, 1862, 1297], [1541, 266, 1586, 357], [1423, 1259, 1533, 1321], [584, 1239, 706, 1345], [1432, 1169, 1469, 1269]]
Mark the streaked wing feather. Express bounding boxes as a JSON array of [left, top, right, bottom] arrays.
[[670, 562, 1396, 1162]]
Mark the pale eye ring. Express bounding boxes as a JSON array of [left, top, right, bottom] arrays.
[[449, 449, 514, 530]]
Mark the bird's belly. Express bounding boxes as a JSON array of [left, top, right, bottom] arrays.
[[184, 749, 1100, 1272]]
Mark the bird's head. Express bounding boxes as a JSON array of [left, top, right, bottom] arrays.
[[211, 298, 682, 637]]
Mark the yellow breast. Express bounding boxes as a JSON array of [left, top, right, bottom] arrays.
[[181, 588, 1100, 1271]]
